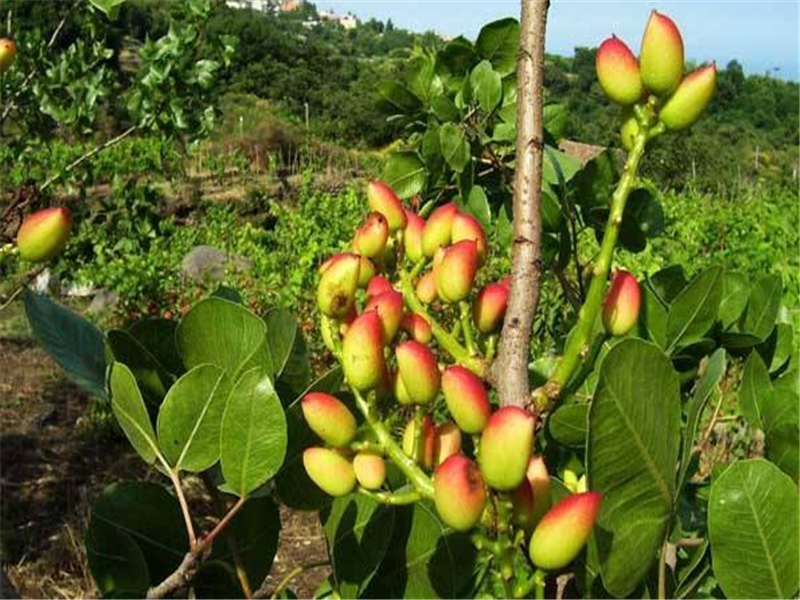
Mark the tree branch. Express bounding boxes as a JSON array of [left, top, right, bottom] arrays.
[[493, 0, 550, 407]]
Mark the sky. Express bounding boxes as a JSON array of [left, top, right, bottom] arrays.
[[315, 0, 800, 81]]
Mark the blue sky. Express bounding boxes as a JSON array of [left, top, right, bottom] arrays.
[[315, 1, 800, 81]]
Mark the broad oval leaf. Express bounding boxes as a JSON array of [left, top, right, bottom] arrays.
[[709, 459, 799, 599], [475, 18, 519, 76], [739, 351, 771, 429], [439, 123, 470, 174], [588, 339, 681, 597], [761, 389, 800, 482], [110, 362, 161, 466], [323, 493, 395, 598], [665, 266, 723, 353], [107, 329, 171, 406], [177, 297, 267, 378], [543, 103, 568, 140], [86, 517, 149, 598], [376, 81, 422, 115], [435, 36, 477, 80], [220, 368, 287, 497], [469, 60, 502, 113], [266, 308, 312, 403], [718, 271, 751, 330], [127, 318, 184, 377], [465, 185, 491, 229], [741, 275, 782, 340], [23, 288, 107, 399], [548, 403, 588, 448], [156, 364, 231, 472], [382, 151, 427, 200]]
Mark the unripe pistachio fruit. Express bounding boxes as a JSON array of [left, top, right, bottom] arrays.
[[451, 211, 488, 264], [402, 415, 436, 469], [595, 36, 643, 105], [396, 340, 440, 405], [415, 271, 438, 304], [527, 456, 552, 525], [639, 11, 684, 96], [441, 365, 491, 434], [658, 63, 717, 131], [512, 480, 536, 529], [400, 313, 432, 344], [435, 240, 479, 303], [403, 209, 426, 263], [602, 269, 641, 336], [354, 212, 390, 258], [303, 447, 357, 497], [341, 310, 386, 391], [0, 38, 16, 73], [478, 406, 535, 491], [434, 454, 487, 532], [365, 289, 404, 344], [366, 181, 407, 231], [528, 492, 602, 570], [422, 203, 458, 257], [357, 256, 377, 288], [392, 368, 414, 405], [16, 207, 72, 263], [317, 253, 360, 318], [434, 421, 463, 465], [353, 452, 386, 490], [472, 281, 509, 333], [301, 392, 357, 448]]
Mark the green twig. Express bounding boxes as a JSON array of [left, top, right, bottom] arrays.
[[357, 487, 422, 505], [459, 301, 477, 355]]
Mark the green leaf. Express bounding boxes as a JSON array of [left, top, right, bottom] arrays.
[[475, 18, 520, 76], [382, 151, 427, 199], [548, 403, 588, 448], [638, 284, 668, 349], [127, 318, 184, 376], [220, 368, 287, 496], [741, 275, 782, 340], [439, 123, 470, 174], [323, 493, 395, 598], [88, 482, 188, 589], [587, 339, 681, 597], [708, 459, 799, 599], [211, 496, 281, 592], [665, 266, 724, 353], [266, 308, 311, 402], [543, 104, 568, 140], [761, 389, 799, 482], [469, 60, 502, 113], [758, 323, 795, 373], [739, 351, 772, 429], [23, 288, 107, 400], [649, 265, 688, 306], [177, 298, 267, 378], [363, 502, 477, 598], [107, 329, 171, 406], [431, 96, 459, 123], [678, 348, 726, 495], [86, 518, 149, 598], [376, 81, 422, 115], [88, 0, 127, 18], [543, 147, 581, 187], [110, 363, 161, 466], [618, 188, 665, 253], [435, 37, 477, 80], [156, 364, 230, 472], [465, 185, 491, 228], [718, 272, 751, 329]]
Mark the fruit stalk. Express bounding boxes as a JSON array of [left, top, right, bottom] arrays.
[[352, 388, 434, 498], [533, 125, 650, 410], [459, 301, 477, 355]]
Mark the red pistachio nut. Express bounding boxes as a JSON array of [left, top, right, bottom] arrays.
[[527, 455, 552, 525], [353, 452, 386, 490], [366, 275, 394, 299], [434, 421, 463, 465], [451, 211, 488, 264], [596, 35, 643, 106], [403, 209, 426, 263], [317, 253, 360, 318], [301, 392, 357, 448], [473, 281, 510, 333], [478, 406, 535, 491], [354, 212, 390, 258], [16, 207, 72, 263], [529, 491, 602, 570], [639, 11, 684, 96], [402, 415, 436, 469], [512, 479, 536, 529], [422, 202, 459, 258], [367, 181, 407, 232], [602, 269, 641, 336], [659, 63, 717, 131], [396, 340, 441, 405], [435, 240, 479, 303], [434, 454, 487, 531], [441, 365, 491, 434], [303, 447, 357, 497], [400, 313, 432, 344], [365, 289, 404, 344], [415, 270, 438, 304], [0, 38, 16, 73], [341, 310, 386, 391]]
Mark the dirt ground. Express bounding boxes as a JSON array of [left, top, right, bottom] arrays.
[[0, 338, 329, 599]]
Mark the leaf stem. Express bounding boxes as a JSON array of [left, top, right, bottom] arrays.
[[459, 301, 477, 355], [167, 467, 197, 549], [533, 128, 649, 411], [352, 389, 434, 499], [196, 495, 248, 554]]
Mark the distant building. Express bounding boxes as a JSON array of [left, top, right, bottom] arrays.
[[226, 0, 274, 12], [280, 0, 301, 11], [319, 9, 358, 29]]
